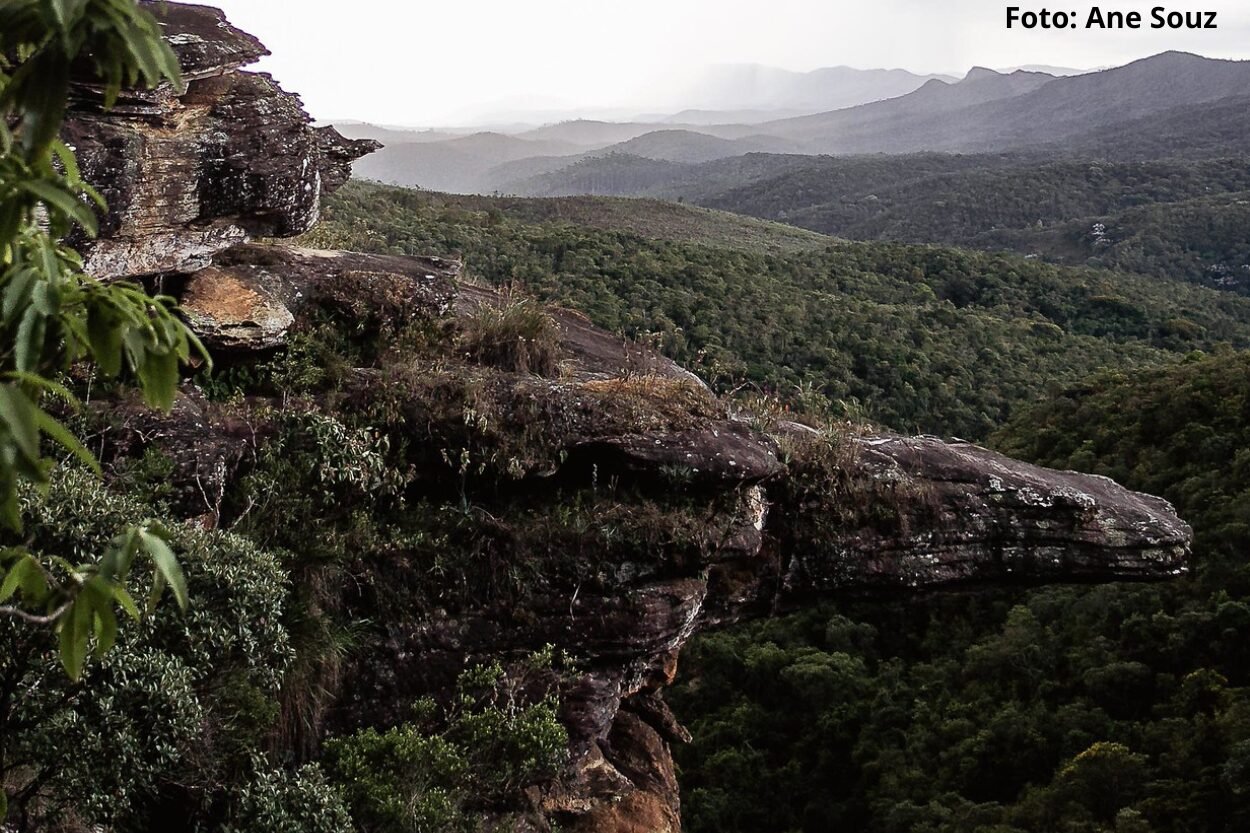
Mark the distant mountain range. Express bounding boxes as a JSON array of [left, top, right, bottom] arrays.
[[657, 63, 957, 113], [343, 52, 1250, 196]]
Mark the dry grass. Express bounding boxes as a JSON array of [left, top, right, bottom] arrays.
[[574, 375, 725, 432], [271, 565, 357, 761], [775, 426, 940, 539], [457, 292, 562, 377]]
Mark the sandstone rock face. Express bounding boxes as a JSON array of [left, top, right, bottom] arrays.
[[64, 2, 377, 279], [76, 6, 1194, 833], [180, 265, 295, 351], [788, 434, 1190, 591], [204, 243, 461, 337]]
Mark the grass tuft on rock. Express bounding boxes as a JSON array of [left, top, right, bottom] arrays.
[[458, 292, 562, 377]]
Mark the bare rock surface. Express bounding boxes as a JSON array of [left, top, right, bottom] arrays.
[[180, 265, 295, 351], [211, 243, 461, 322], [821, 435, 1191, 585], [64, 3, 373, 279], [571, 424, 784, 485]]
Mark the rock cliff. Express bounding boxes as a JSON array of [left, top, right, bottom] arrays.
[[65, 2, 378, 279], [64, 5, 1192, 832]]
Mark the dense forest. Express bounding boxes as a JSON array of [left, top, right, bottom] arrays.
[[672, 352, 1250, 833], [306, 182, 1250, 439], [507, 152, 1250, 294], [694, 157, 1250, 293]]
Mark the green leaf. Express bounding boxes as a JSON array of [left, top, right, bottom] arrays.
[[47, 555, 81, 578], [0, 492, 20, 537], [2, 370, 76, 405], [59, 594, 91, 680], [0, 553, 36, 603], [18, 554, 49, 601], [87, 303, 124, 376], [13, 303, 46, 373], [0, 383, 41, 467], [99, 527, 138, 583], [113, 586, 140, 621], [140, 528, 188, 611], [2, 267, 36, 326], [48, 0, 69, 35], [85, 578, 118, 656], [19, 178, 84, 221], [34, 406, 101, 474], [51, 140, 82, 183], [35, 235, 63, 293], [93, 604, 118, 656], [145, 570, 165, 615], [135, 347, 180, 411], [0, 550, 48, 602]]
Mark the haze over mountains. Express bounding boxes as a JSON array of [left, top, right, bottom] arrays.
[[653, 63, 958, 114], [342, 52, 1247, 198]]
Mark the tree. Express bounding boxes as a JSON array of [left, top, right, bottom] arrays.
[[0, 0, 205, 717]]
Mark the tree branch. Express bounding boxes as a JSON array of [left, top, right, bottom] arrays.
[[0, 601, 72, 625]]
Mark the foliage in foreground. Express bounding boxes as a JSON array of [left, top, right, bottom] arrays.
[[0, 0, 205, 687], [0, 468, 295, 828]]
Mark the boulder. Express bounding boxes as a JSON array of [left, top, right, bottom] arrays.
[[180, 265, 294, 351]]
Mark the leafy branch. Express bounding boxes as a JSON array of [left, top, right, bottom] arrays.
[[0, 0, 208, 701]]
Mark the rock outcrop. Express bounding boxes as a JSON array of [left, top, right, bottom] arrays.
[[777, 433, 1189, 595], [100, 245, 1190, 831], [64, 2, 378, 279], [65, 6, 1193, 833]]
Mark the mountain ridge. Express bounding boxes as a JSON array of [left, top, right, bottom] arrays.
[[343, 52, 1250, 196]]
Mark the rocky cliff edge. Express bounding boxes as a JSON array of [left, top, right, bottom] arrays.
[[63, 5, 1191, 832]]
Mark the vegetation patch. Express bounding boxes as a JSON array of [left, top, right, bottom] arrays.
[[457, 292, 563, 377], [305, 181, 1250, 439], [324, 657, 569, 833]]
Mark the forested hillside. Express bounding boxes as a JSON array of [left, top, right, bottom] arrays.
[[302, 182, 1250, 831], [502, 151, 1250, 293], [671, 352, 1250, 833], [306, 182, 1250, 439]]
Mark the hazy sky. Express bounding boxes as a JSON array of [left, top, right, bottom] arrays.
[[206, 0, 1250, 125]]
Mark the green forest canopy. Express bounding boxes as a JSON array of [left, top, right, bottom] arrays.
[[308, 181, 1250, 439]]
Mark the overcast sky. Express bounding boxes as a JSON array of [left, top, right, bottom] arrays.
[[206, 0, 1250, 126]]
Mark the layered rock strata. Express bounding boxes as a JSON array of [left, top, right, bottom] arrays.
[[65, 2, 378, 280]]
